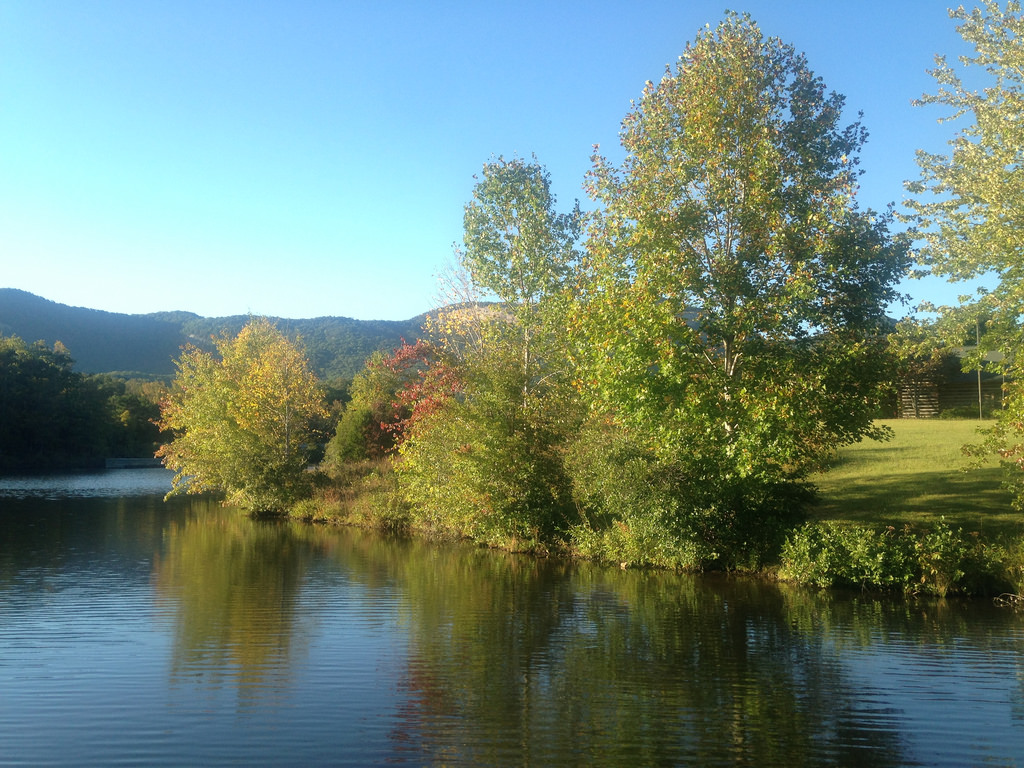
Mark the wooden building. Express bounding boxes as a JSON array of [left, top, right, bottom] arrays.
[[897, 349, 1006, 419]]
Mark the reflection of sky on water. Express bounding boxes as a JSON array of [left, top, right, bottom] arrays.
[[0, 468, 174, 499], [834, 631, 1024, 766], [2, 553, 412, 767]]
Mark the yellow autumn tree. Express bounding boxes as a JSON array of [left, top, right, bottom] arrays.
[[157, 317, 327, 513]]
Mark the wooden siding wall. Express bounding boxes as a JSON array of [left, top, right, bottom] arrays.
[[899, 380, 939, 419], [898, 378, 1004, 418], [939, 381, 1004, 412]]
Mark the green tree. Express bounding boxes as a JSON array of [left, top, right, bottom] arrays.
[[573, 13, 909, 565], [397, 158, 583, 547], [461, 156, 581, 403], [0, 336, 114, 469], [903, 1, 1024, 503], [324, 349, 413, 467], [157, 317, 327, 513]]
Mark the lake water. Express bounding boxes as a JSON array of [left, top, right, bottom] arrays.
[[1, 469, 1023, 766]]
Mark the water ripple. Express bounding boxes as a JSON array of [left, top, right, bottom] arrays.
[[0, 468, 173, 499]]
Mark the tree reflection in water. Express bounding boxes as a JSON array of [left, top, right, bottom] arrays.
[[364, 539, 911, 767], [152, 500, 311, 703], [148, 512, 1024, 766]]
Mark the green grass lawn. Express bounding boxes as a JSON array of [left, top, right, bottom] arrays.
[[810, 419, 1023, 538]]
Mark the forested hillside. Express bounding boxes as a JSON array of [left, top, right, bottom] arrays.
[[0, 290, 189, 377], [0, 289, 427, 380], [176, 313, 429, 382]]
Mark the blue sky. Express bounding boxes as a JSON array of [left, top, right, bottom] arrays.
[[1, 1, 976, 320]]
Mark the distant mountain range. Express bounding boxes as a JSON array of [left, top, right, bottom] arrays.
[[0, 289, 427, 381]]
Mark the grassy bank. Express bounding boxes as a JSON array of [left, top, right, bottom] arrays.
[[811, 419, 1020, 539]]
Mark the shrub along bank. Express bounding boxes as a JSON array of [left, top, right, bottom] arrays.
[[777, 520, 1021, 598]]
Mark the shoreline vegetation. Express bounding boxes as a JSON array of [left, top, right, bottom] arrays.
[[10, 11, 1023, 603], [284, 7, 1024, 602], [268, 16, 915, 595], [150, 12, 1024, 601], [290, 418, 1024, 600]]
